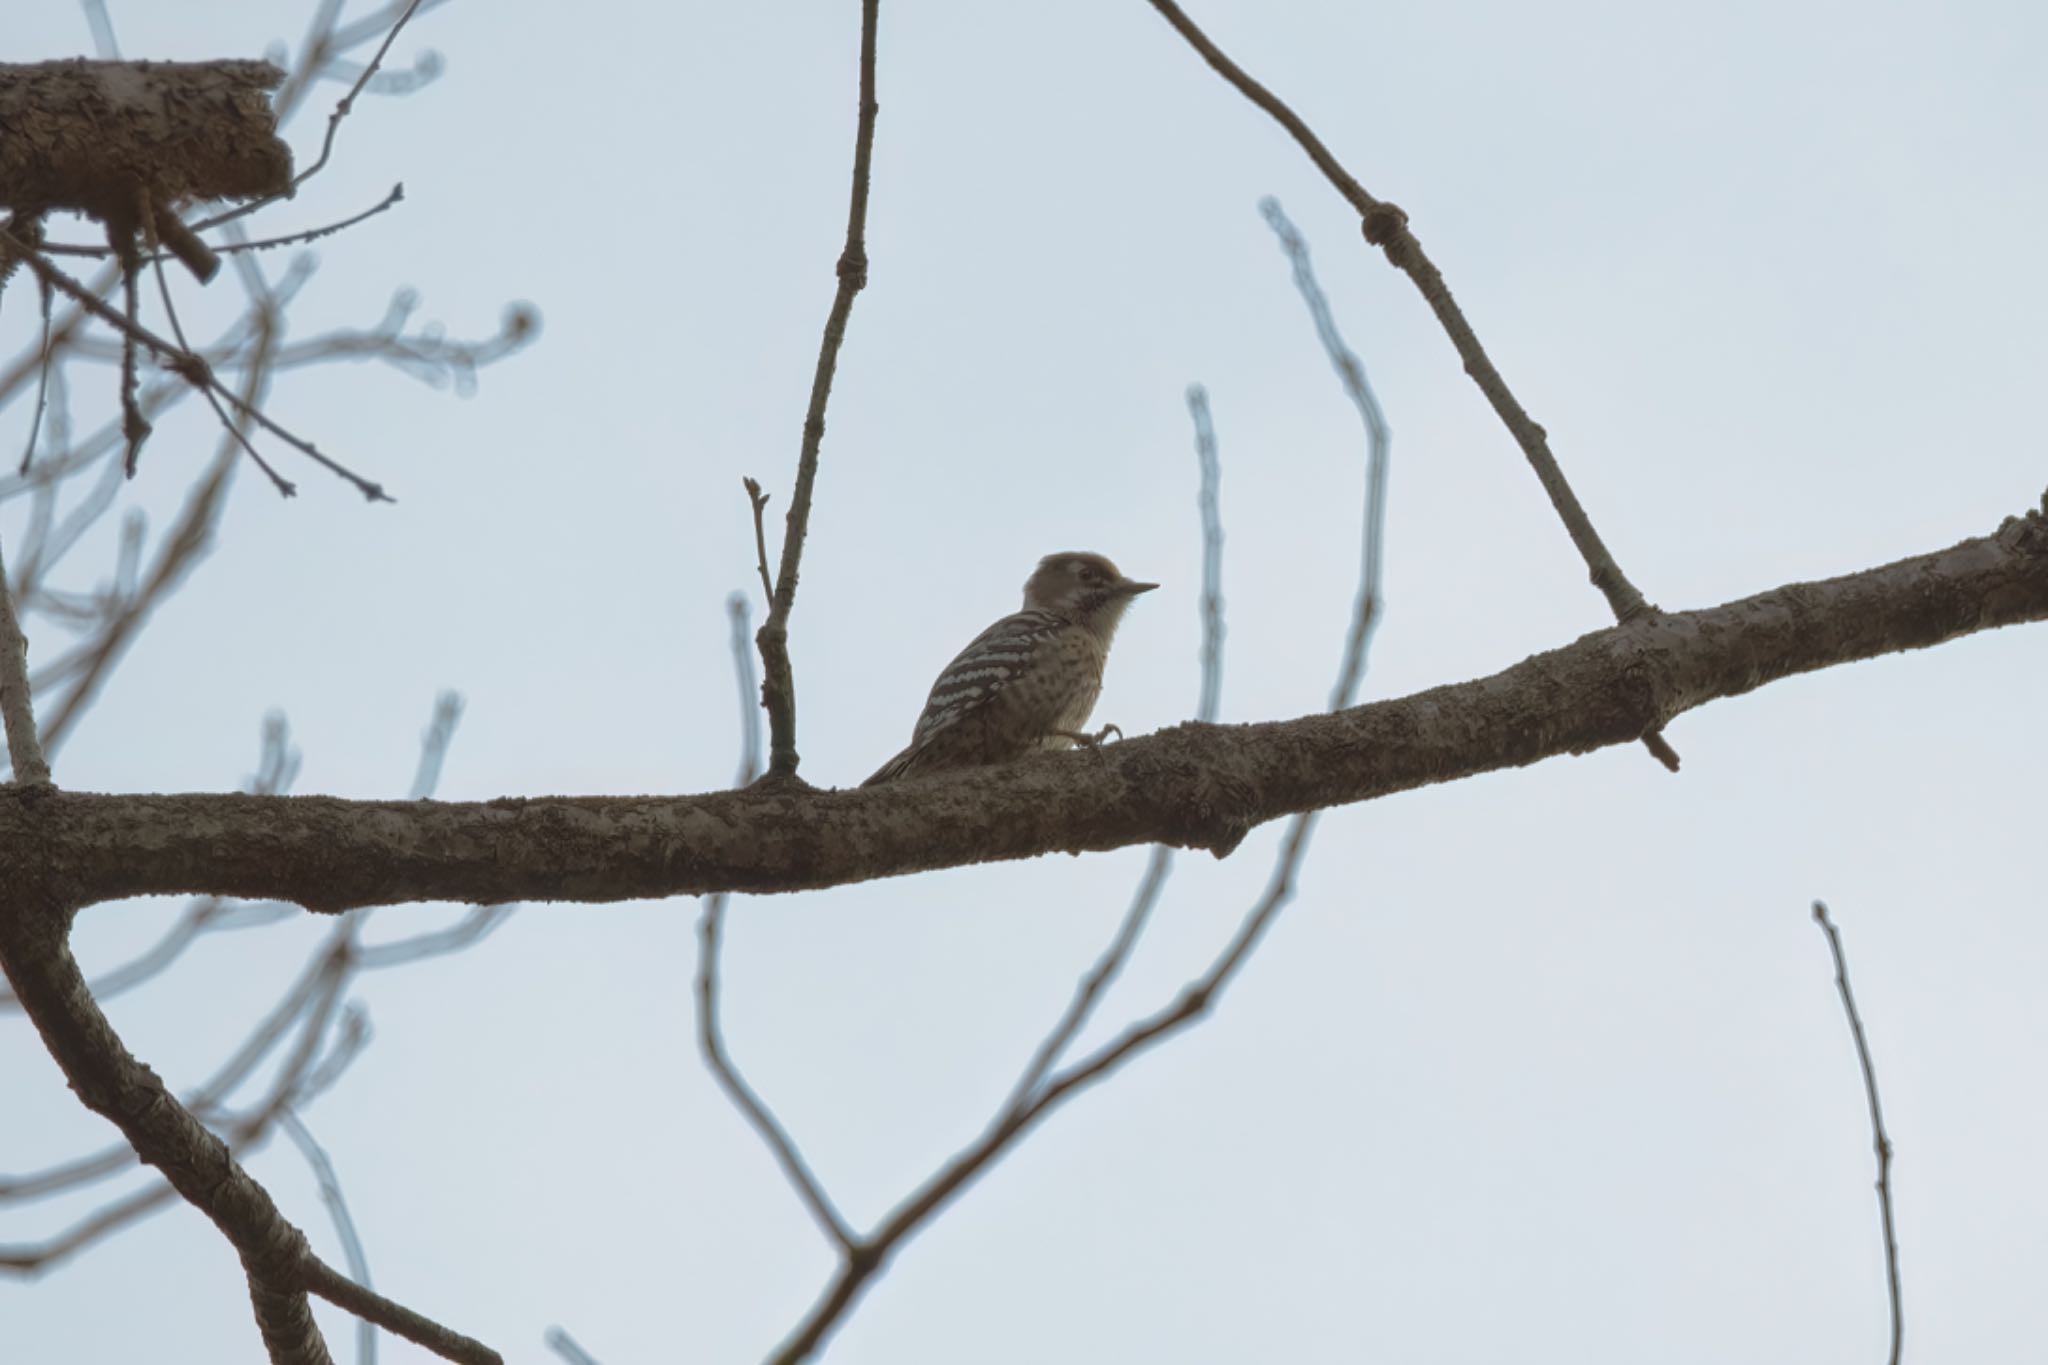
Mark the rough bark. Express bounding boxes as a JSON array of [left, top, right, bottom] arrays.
[[4, 500, 2044, 916], [0, 888, 332, 1364], [0, 59, 290, 221]]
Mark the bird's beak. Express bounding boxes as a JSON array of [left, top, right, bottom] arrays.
[[1118, 578, 1160, 596]]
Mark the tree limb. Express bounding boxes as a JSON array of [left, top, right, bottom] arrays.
[[0, 503, 2040, 915], [0, 59, 290, 235]]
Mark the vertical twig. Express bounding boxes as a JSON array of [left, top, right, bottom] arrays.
[[742, 479, 775, 609], [766, 216, 1395, 1364], [996, 384, 1232, 1120], [278, 1110, 376, 1365], [0, 531, 51, 785], [756, 0, 882, 780], [696, 595, 849, 1249], [1259, 199, 1388, 707], [1811, 900, 1903, 1365], [1188, 384, 1225, 722]]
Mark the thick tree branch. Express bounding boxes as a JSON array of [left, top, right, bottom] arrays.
[[0, 60, 290, 235], [0, 504, 2040, 914], [0, 892, 334, 1365]]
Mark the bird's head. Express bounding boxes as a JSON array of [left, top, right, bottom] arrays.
[[1022, 552, 1158, 638]]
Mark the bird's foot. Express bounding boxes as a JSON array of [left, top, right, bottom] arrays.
[[1054, 723, 1124, 751]]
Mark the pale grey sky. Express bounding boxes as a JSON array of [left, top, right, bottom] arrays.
[[4, 0, 2046, 1361]]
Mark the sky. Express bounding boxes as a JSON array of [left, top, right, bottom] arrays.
[[4, 0, 2047, 1361]]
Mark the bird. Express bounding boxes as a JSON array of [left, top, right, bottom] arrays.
[[863, 552, 1157, 786]]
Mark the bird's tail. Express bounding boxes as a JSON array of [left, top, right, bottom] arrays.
[[862, 746, 916, 787]]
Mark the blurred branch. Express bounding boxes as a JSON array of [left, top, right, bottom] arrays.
[[279, 1111, 376, 1365], [996, 385, 1231, 1119], [0, 59, 290, 255], [765, 220, 1391, 1361], [1257, 199, 1387, 710], [696, 595, 851, 1247], [1811, 900, 1904, 1365], [544, 1328, 603, 1365], [755, 0, 880, 781], [1188, 384, 1225, 721], [408, 691, 464, 800], [2, 695, 508, 1365]]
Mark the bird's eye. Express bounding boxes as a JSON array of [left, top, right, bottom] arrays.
[[1077, 565, 1101, 583]]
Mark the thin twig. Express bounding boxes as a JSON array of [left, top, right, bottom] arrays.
[[304, 1257, 501, 1365], [768, 215, 1391, 1363], [1258, 200, 1387, 708], [1811, 900, 1903, 1365], [1142, 0, 1679, 775], [0, 226, 387, 499], [192, 0, 426, 235], [995, 386, 1231, 1117], [728, 595, 764, 786], [80, 0, 120, 58], [1188, 384, 1226, 722], [17, 255, 54, 474], [43, 187, 408, 266], [115, 227, 149, 476], [279, 1110, 376, 1365], [695, 901, 856, 1251], [0, 530, 51, 785], [997, 844, 1174, 1123], [696, 595, 848, 1248], [543, 1328, 603, 1365], [742, 478, 775, 609], [756, 0, 881, 780], [141, 194, 299, 497], [407, 691, 464, 800]]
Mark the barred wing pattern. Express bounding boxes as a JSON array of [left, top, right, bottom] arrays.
[[863, 609, 1106, 785]]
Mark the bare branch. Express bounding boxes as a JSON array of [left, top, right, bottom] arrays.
[[1140, 2, 1654, 631], [694, 896, 854, 1251], [767, 238, 1393, 1358], [0, 59, 290, 231], [998, 384, 1231, 1117], [279, 1110, 377, 1365], [1812, 900, 1903, 1365], [407, 690, 464, 800], [304, 1256, 502, 1365], [79, 0, 120, 59], [544, 1327, 603, 1365], [743, 478, 775, 609], [756, 0, 881, 781], [192, 0, 426, 235], [1257, 199, 1388, 709], [1187, 384, 1225, 721], [0, 529, 51, 785], [0, 507, 2042, 913], [0, 226, 389, 498], [696, 594, 850, 1248], [0, 904, 335, 1365]]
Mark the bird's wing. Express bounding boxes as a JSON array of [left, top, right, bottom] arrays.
[[907, 608, 1068, 746]]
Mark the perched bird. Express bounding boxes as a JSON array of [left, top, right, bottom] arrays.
[[864, 552, 1157, 786]]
